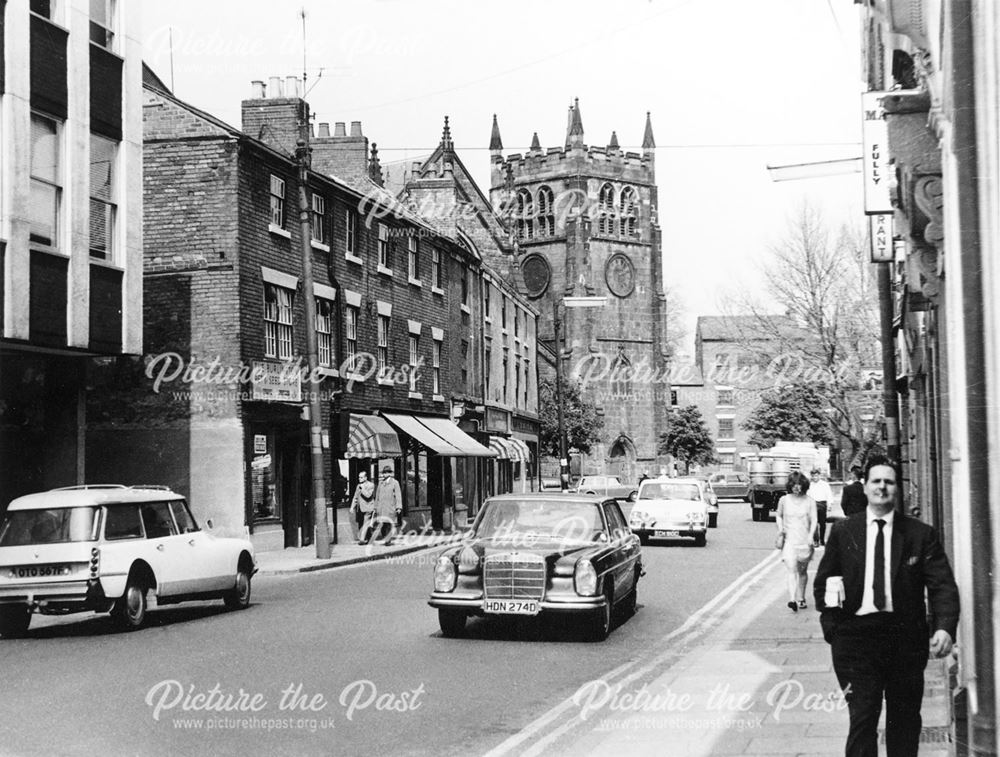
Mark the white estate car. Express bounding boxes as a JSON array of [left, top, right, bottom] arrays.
[[627, 477, 712, 547], [0, 485, 256, 637]]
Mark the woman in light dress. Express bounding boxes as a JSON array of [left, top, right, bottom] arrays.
[[775, 471, 818, 611]]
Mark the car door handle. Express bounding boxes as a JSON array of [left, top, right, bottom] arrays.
[[156, 544, 165, 551]]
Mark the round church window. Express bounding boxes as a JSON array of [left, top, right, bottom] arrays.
[[605, 253, 635, 298], [522, 254, 551, 299]]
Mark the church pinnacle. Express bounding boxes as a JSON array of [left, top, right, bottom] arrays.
[[489, 113, 503, 154]]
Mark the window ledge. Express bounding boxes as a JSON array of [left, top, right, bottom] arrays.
[[431, 286, 445, 296], [408, 277, 423, 288], [89, 257, 125, 272], [377, 265, 394, 277], [30, 245, 69, 259], [460, 304, 471, 315], [432, 394, 445, 403], [408, 391, 423, 400], [345, 252, 363, 265], [311, 241, 331, 252], [268, 224, 292, 239]]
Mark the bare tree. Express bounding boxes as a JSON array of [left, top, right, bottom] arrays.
[[722, 200, 881, 464]]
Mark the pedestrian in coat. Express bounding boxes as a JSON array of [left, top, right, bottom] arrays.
[[373, 465, 403, 546], [814, 455, 959, 757], [808, 468, 834, 546], [775, 471, 817, 611], [349, 470, 376, 544], [840, 465, 868, 516]]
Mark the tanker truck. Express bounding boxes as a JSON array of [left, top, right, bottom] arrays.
[[747, 442, 829, 521]]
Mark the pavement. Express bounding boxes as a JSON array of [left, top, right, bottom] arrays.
[[254, 529, 463, 575], [547, 552, 956, 757]]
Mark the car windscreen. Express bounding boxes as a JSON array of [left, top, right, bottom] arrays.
[[0, 507, 100, 546], [474, 500, 603, 541], [639, 483, 701, 501]]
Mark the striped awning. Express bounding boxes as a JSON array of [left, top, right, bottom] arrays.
[[344, 414, 403, 459], [381, 413, 496, 458], [488, 436, 531, 462]]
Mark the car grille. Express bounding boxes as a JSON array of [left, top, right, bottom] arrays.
[[483, 553, 546, 600]]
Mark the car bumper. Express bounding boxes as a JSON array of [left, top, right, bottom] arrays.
[[428, 591, 608, 614], [631, 525, 706, 538], [0, 579, 115, 614]]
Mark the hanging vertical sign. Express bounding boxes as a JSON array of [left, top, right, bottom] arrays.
[[862, 92, 893, 214], [869, 213, 893, 262]]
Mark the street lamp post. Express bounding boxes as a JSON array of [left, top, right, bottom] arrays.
[[553, 296, 607, 491]]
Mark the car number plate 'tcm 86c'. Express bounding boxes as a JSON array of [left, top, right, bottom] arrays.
[[484, 599, 539, 615]]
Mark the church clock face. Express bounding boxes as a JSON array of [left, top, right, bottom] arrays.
[[522, 254, 551, 298], [605, 253, 635, 298]]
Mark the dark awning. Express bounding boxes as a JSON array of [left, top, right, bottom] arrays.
[[344, 414, 403, 459], [382, 413, 496, 458]]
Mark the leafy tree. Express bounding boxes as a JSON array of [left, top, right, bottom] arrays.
[[722, 201, 882, 462], [538, 378, 604, 458], [742, 384, 835, 449], [658, 405, 716, 473]]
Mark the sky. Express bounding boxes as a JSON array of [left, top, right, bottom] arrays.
[[143, 0, 867, 356]]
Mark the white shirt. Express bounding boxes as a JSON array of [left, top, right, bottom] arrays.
[[857, 507, 895, 615], [808, 479, 833, 504]]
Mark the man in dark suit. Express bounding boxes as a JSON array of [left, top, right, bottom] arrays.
[[814, 455, 959, 757], [841, 465, 868, 516]]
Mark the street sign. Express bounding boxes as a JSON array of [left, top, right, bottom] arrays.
[[862, 92, 893, 214]]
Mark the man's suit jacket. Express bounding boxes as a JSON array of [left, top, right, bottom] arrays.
[[840, 481, 868, 516], [814, 512, 960, 643]]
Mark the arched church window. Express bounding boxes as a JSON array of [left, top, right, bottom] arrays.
[[536, 186, 555, 237], [620, 186, 638, 237], [516, 189, 534, 241], [611, 349, 632, 397], [598, 183, 615, 236]]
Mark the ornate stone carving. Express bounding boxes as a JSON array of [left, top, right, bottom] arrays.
[[913, 175, 944, 249]]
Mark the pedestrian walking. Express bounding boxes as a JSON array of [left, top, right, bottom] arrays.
[[373, 464, 403, 546], [808, 468, 833, 546], [814, 455, 960, 757], [775, 471, 817, 612], [840, 465, 868, 516], [349, 470, 376, 544]]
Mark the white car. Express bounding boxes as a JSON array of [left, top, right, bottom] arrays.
[[628, 477, 711, 546], [0, 485, 256, 637], [575, 475, 637, 502]]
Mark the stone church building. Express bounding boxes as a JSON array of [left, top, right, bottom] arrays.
[[487, 101, 670, 483]]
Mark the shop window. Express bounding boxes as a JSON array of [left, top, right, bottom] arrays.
[[251, 434, 280, 521]]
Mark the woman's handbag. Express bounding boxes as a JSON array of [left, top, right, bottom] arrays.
[[775, 531, 786, 550]]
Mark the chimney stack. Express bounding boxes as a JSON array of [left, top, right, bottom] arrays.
[[242, 75, 309, 156]]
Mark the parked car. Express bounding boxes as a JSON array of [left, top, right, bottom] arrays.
[[708, 472, 750, 501], [575, 475, 637, 503], [628, 477, 713, 545], [428, 493, 642, 641], [0, 485, 257, 637]]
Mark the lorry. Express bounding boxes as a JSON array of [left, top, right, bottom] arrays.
[[746, 442, 829, 521]]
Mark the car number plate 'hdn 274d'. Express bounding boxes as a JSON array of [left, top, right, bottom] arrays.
[[484, 599, 539, 615]]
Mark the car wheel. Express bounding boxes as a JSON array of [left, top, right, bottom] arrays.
[[708, 512, 718, 529], [438, 608, 467, 638], [588, 589, 613, 642], [224, 565, 252, 610], [112, 574, 149, 631], [0, 605, 31, 638], [694, 533, 707, 547]]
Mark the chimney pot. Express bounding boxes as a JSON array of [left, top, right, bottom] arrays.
[[350, 121, 363, 137], [251, 80, 265, 99], [318, 122, 330, 138], [334, 122, 347, 137], [268, 76, 283, 98], [285, 76, 299, 98]]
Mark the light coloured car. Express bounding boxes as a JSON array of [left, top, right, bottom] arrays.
[[575, 475, 637, 503], [708, 472, 750, 501], [628, 477, 712, 546], [0, 485, 256, 637]]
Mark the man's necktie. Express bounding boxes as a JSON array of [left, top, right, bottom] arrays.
[[873, 519, 886, 610]]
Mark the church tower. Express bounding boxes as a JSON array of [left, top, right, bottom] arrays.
[[489, 102, 669, 481]]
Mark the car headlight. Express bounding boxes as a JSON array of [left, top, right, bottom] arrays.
[[689, 511, 705, 522], [574, 560, 598, 596], [629, 510, 647, 524], [434, 556, 457, 592]]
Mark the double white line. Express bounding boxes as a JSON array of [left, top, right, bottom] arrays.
[[482, 548, 783, 757]]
